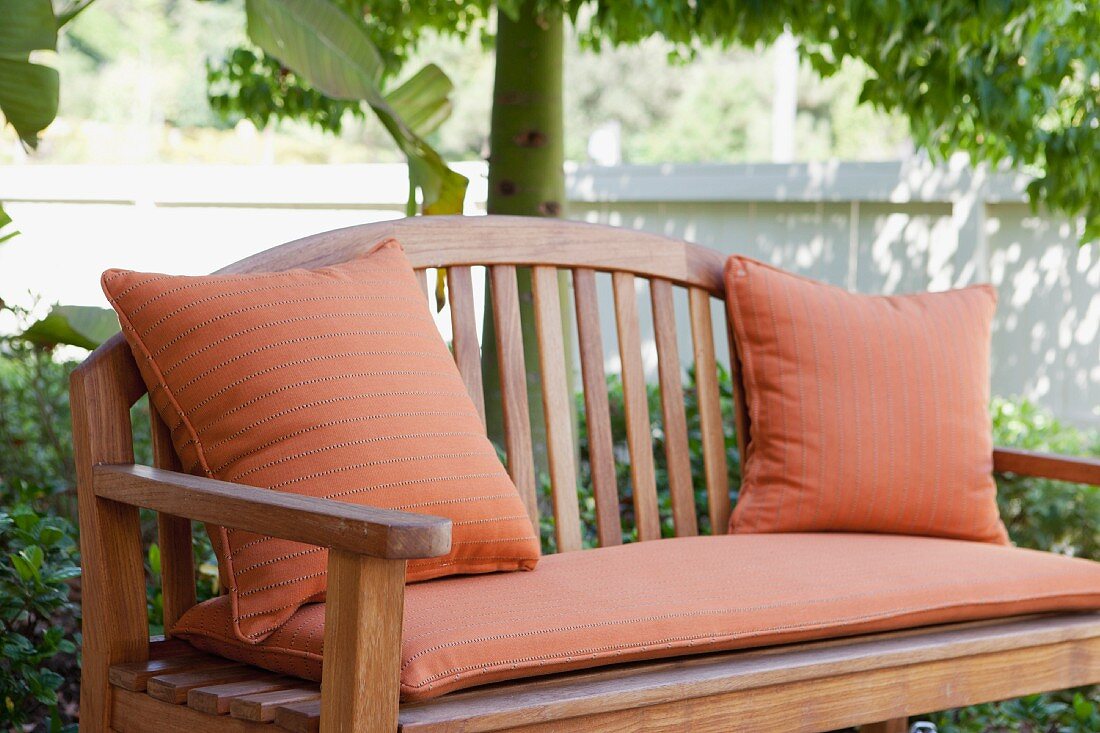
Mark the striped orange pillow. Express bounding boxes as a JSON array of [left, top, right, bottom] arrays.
[[724, 256, 1008, 544], [102, 239, 539, 643]]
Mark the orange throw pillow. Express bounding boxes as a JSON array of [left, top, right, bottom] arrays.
[[102, 239, 539, 643], [724, 256, 1008, 544]]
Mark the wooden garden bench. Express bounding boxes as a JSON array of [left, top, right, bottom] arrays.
[[72, 216, 1100, 732]]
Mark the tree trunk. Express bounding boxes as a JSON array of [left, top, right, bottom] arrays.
[[482, 0, 574, 476]]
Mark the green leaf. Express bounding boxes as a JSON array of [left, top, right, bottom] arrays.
[[147, 543, 161, 576], [0, 0, 56, 58], [384, 64, 454, 138], [0, 57, 59, 148], [10, 553, 38, 581], [0, 203, 17, 244], [245, 0, 467, 215], [20, 304, 120, 350], [37, 525, 64, 547]]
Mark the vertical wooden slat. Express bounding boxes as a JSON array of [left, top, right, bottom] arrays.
[[531, 265, 583, 552], [447, 266, 486, 424], [71, 344, 150, 731], [150, 409, 197, 633], [572, 268, 621, 547], [414, 267, 429, 303], [319, 552, 406, 733], [650, 279, 697, 537], [489, 265, 538, 529], [689, 287, 732, 534], [612, 272, 661, 542], [861, 719, 909, 733]]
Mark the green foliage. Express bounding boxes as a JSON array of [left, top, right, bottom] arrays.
[[208, 47, 367, 135], [242, 0, 467, 215], [20, 305, 120, 351], [213, 0, 1100, 240], [0, 205, 17, 244], [992, 397, 1100, 559], [0, 0, 59, 148], [0, 505, 80, 732]]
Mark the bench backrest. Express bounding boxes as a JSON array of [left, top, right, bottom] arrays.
[[76, 215, 748, 624]]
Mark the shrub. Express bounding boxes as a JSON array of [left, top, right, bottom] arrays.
[[0, 506, 80, 732]]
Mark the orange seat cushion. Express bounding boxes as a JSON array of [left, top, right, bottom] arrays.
[[102, 240, 539, 644], [724, 256, 1009, 543], [172, 533, 1100, 701]]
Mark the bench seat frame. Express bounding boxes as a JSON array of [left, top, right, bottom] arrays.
[[72, 216, 1100, 732]]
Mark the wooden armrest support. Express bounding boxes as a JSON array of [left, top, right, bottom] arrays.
[[993, 447, 1100, 486], [93, 464, 451, 559]]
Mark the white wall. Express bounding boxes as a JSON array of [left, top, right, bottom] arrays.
[[1, 158, 1096, 427]]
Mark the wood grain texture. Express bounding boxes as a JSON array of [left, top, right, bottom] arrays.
[[531, 265, 583, 553], [320, 551, 406, 733], [860, 719, 909, 733], [147, 666, 255, 704], [150, 409, 196, 633], [108, 654, 217, 692], [649, 279, 697, 537], [187, 676, 298, 715], [993, 447, 1100, 485], [230, 687, 321, 722], [446, 266, 486, 424], [612, 272, 661, 542], [112, 688, 272, 733], [687, 288, 730, 534], [273, 700, 322, 733], [489, 265, 538, 528], [93, 464, 451, 559], [71, 335, 150, 732], [216, 216, 727, 296], [399, 613, 1100, 733], [573, 268, 621, 548]]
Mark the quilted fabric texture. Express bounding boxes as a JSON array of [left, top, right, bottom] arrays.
[[173, 533, 1100, 701], [724, 256, 1008, 543], [102, 240, 539, 643]]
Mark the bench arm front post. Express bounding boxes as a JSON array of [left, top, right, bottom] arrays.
[[92, 463, 451, 733]]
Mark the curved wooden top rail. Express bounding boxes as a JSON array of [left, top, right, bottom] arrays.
[[215, 215, 728, 294], [75, 215, 725, 402]]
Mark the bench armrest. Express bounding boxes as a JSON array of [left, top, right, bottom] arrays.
[[93, 464, 452, 559], [993, 448, 1100, 486]]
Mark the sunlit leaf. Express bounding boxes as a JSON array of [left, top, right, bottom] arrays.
[[0, 204, 17, 244], [20, 304, 120, 350], [0, 57, 59, 148], [0, 0, 56, 58], [245, 0, 467, 215]]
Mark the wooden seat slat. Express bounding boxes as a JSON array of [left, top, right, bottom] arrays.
[[612, 271, 660, 541], [488, 265, 538, 528], [273, 699, 322, 733], [687, 287, 730, 533], [147, 665, 257, 704], [229, 686, 322, 722], [446, 265, 486, 424], [107, 653, 216, 692], [188, 675, 299, 715], [650, 279, 697, 537], [572, 267, 621, 547], [531, 265, 582, 552]]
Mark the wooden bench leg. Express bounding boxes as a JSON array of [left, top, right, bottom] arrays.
[[862, 719, 909, 733], [72, 362, 150, 732], [320, 550, 406, 733]]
